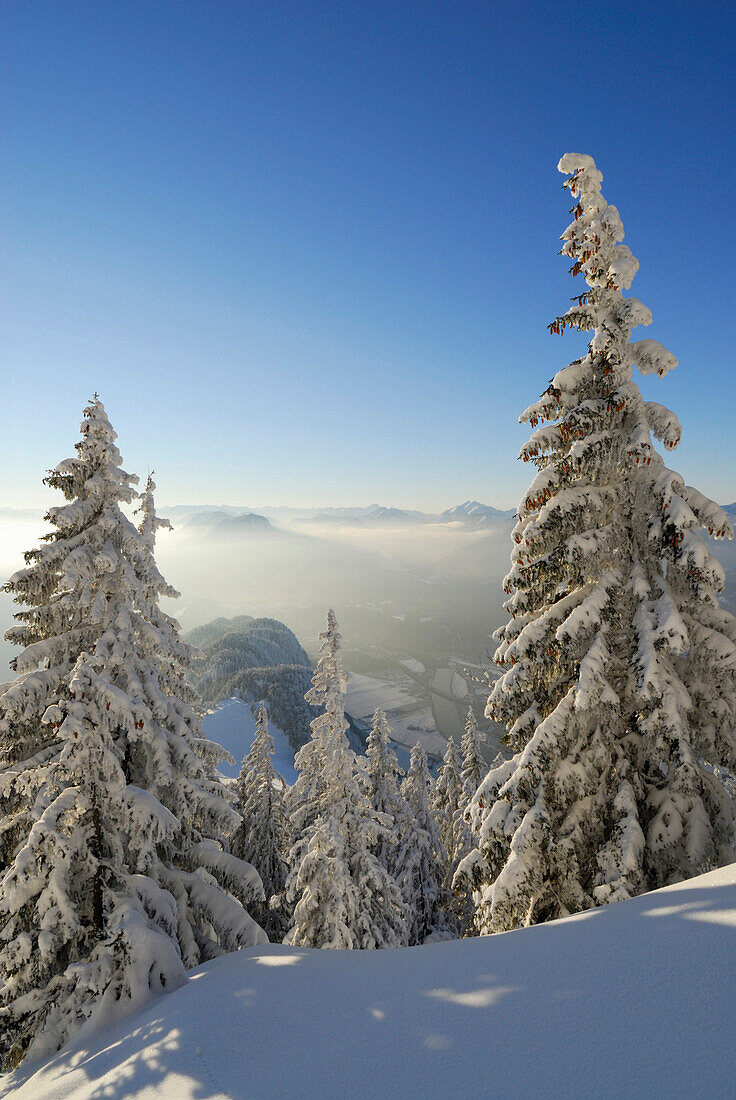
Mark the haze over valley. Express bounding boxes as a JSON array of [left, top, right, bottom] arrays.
[[0, 498, 520, 761], [4, 495, 736, 768]]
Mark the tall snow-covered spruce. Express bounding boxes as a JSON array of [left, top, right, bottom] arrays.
[[286, 611, 406, 949], [401, 743, 450, 944], [0, 400, 266, 1070], [231, 701, 289, 941], [432, 737, 468, 935], [456, 155, 736, 933], [363, 707, 415, 898]]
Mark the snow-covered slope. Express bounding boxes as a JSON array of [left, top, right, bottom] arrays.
[[189, 617, 315, 751], [6, 864, 736, 1098], [204, 698, 298, 783]]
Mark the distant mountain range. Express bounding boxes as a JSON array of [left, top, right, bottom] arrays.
[[180, 511, 274, 538], [165, 499, 736, 541], [299, 501, 515, 526], [164, 500, 516, 536], [296, 505, 427, 527], [440, 500, 515, 526]]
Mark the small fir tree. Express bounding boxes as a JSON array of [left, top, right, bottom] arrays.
[[433, 737, 464, 868], [0, 399, 265, 1069], [284, 609, 346, 845], [285, 817, 356, 950], [456, 155, 736, 934], [231, 702, 289, 941]]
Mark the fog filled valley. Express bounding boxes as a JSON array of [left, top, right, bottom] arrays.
[[0, 501, 519, 671], [5, 497, 736, 658], [156, 501, 518, 664], [0, 501, 523, 771], [4, 496, 736, 767]]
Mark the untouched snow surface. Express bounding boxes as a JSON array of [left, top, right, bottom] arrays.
[[5, 864, 736, 1098], [203, 698, 297, 783]]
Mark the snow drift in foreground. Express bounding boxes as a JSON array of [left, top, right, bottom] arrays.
[[5, 864, 736, 1099]]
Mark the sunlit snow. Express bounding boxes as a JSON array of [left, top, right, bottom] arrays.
[[6, 864, 736, 1099]]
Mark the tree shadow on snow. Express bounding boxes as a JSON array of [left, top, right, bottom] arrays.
[[6, 882, 736, 1099]]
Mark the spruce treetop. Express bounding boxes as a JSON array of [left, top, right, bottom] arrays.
[[460, 706, 486, 808]]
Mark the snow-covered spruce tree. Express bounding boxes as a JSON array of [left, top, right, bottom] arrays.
[[455, 155, 736, 934], [433, 737, 464, 869], [459, 706, 486, 811], [231, 702, 289, 941], [284, 609, 343, 848], [432, 737, 468, 935], [285, 611, 406, 949], [363, 707, 415, 904], [0, 400, 265, 1069], [446, 709, 489, 934], [400, 743, 451, 944]]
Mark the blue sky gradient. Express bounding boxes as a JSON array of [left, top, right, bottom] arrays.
[[2, 1, 735, 509]]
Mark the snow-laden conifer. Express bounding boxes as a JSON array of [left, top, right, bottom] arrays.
[[0, 401, 141, 871], [285, 609, 345, 844], [0, 400, 265, 1069], [285, 612, 406, 949], [400, 743, 450, 944], [433, 737, 464, 868], [364, 708, 413, 897], [231, 702, 289, 941], [432, 737, 468, 935], [459, 706, 486, 811], [456, 156, 736, 933], [449, 708, 487, 927]]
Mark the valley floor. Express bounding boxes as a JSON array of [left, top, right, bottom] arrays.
[[5, 864, 736, 1098]]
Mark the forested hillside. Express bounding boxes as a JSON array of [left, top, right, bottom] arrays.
[[187, 616, 314, 750]]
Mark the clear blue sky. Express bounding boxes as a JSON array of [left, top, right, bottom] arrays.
[[2, 1, 735, 510]]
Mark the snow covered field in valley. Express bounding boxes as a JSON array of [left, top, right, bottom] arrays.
[[6, 863, 736, 1099], [345, 671, 447, 757]]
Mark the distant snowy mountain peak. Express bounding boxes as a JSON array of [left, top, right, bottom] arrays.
[[365, 506, 425, 524], [443, 500, 503, 516], [440, 501, 516, 526]]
